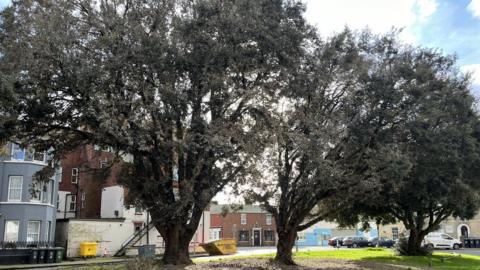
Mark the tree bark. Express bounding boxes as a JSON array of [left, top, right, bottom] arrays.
[[404, 230, 428, 256], [274, 229, 297, 265], [160, 224, 193, 265]]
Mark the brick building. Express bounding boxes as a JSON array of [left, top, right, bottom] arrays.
[[57, 144, 127, 219], [55, 144, 211, 257], [210, 205, 276, 246]]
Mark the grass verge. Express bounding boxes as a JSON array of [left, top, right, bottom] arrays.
[[193, 248, 480, 270]]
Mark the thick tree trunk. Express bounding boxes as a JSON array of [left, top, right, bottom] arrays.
[[274, 229, 297, 265], [160, 224, 193, 265], [404, 230, 428, 256]]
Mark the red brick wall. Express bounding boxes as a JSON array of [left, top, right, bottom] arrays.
[[59, 145, 125, 218], [210, 212, 276, 246]]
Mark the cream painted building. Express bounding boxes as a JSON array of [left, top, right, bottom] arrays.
[[378, 214, 480, 241]]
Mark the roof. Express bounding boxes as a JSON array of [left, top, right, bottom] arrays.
[[210, 204, 268, 214]]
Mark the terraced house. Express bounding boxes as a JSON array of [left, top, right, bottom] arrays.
[[210, 205, 277, 247], [0, 142, 60, 244]]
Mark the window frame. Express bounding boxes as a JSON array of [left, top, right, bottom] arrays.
[[392, 227, 399, 240], [10, 144, 46, 163], [239, 230, 249, 241], [3, 220, 20, 242], [297, 232, 306, 241], [30, 179, 43, 203], [240, 213, 247, 225], [264, 230, 275, 241], [8, 176, 23, 202], [71, 168, 79, 184], [10, 143, 25, 160], [27, 221, 41, 243], [45, 221, 51, 242], [266, 213, 272, 225], [68, 194, 77, 212]]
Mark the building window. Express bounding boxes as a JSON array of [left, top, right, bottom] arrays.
[[135, 205, 143, 215], [30, 180, 43, 203], [8, 176, 23, 201], [264, 230, 275, 241], [239, 230, 249, 241], [27, 221, 41, 242], [71, 168, 78, 184], [11, 143, 24, 160], [42, 184, 48, 204], [392, 227, 399, 240], [210, 228, 221, 241], [11, 144, 45, 163], [297, 232, 306, 241], [45, 221, 51, 242], [68, 195, 76, 212], [4, 220, 19, 242], [240, 213, 247, 225], [266, 214, 272, 225], [56, 194, 60, 210], [50, 181, 55, 205]]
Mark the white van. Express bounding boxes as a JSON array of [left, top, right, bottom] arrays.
[[423, 233, 463, 250]]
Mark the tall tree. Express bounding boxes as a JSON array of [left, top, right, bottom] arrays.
[[246, 30, 373, 265], [0, 0, 310, 264], [334, 35, 480, 256]]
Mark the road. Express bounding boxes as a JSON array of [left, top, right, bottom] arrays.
[[443, 248, 480, 256]]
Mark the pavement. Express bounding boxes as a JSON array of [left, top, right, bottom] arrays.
[[0, 258, 127, 270], [443, 248, 480, 256]]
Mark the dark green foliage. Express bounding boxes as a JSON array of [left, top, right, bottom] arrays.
[[333, 33, 480, 256], [395, 237, 432, 256], [0, 0, 310, 264]]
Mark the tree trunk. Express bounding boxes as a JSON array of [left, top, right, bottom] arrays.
[[274, 229, 297, 265], [404, 230, 428, 256], [160, 224, 193, 265]]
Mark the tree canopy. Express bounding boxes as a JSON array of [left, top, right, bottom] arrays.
[[0, 0, 310, 264], [332, 34, 480, 255]]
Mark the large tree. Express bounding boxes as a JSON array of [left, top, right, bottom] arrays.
[[334, 35, 480, 256], [0, 0, 310, 264], [245, 30, 375, 265]]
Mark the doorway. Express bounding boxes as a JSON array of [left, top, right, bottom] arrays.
[[461, 226, 469, 238], [457, 224, 470, 240], [253, 229, 261, 246]]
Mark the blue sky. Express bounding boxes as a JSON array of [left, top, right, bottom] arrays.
[[305, 0, 480, 92], [1, 0, 479, 91]]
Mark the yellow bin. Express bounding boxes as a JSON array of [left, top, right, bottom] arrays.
[[200, 239, 237, 255], [80, 242, 98, 257]]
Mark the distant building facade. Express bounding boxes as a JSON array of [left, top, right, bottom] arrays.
[[57, 144, 126, 219], [210, 205, 277, 246], [379, 214, 480, 241], [0, 142, 60, 243], [55, 144, 210, 257]]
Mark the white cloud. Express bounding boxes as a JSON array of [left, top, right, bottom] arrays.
[[303, 0, 437, 43], [416, 0, 438, 20], [468, 0, 480, 18], [461, 64, 480, 86]]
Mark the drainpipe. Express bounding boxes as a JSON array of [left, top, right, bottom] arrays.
[[146, 212, 150, 245]]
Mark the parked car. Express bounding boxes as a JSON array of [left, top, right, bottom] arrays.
[[423, 233, 463, 250], [342, 236, 369, 248], [328, 237, 344, 247], [368, 237, 395, 248]]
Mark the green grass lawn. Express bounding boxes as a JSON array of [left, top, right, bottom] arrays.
[[58, 248, 480, 270], [292, 248, 480, 270]]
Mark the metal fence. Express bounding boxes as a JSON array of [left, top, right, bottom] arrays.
[[0, 241, 55, 249]]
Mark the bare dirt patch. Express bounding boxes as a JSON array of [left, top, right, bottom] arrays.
[[160, 258, 406, 270]]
